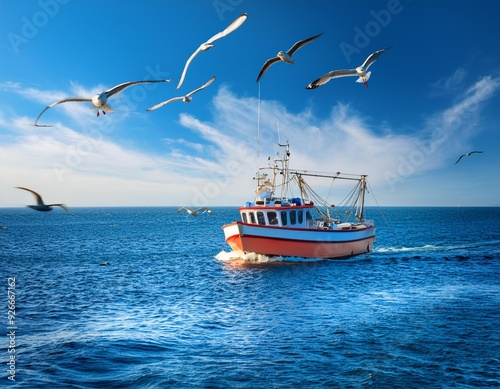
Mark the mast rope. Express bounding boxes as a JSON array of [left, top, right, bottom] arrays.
[[290, 173, 366, 223]]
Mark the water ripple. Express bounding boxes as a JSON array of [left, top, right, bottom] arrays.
[[1, 207, 499, 388]]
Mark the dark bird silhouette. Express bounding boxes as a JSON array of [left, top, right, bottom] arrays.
[[454, 151, 484, 165], [256, 33, 323, 82], [15, 187, 68, 212]]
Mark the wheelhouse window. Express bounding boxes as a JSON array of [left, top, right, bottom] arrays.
[[256, 211, 266, 225], [242, 212, 248, 223], [290, 210, 296, 225], [249, 212, 256, 224], [305, 211, 312, 227], [268, 211, 278, 225], [280, 211, 288, 226], [298, 210, 304, 224]]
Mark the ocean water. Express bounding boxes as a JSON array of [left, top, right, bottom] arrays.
[[1, 206, 499, 388]]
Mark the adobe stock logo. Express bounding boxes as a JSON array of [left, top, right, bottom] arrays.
[[339, 0, 408, 63], [7, 0, 71, 54], [212, 0, 243, 21]]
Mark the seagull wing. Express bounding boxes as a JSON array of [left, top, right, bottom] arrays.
[[104, 80, 172, 98], [177, 207, 189, 213], [455, 150, 484, 164], [362, 47, 391, 70], [177, 13, 246, 91], [34, 97, 92, 126], [177, 47, 203, 90], [49, 204, 68, 211], [454, 155, 465, 164], [306, 69, 358, 89], [185, 76, 216, 98], [206, 13, 248, 44], [146, 96, 184, 111], [15, 186, 45, 205], [256, 57, 281, 82], [286, 32, 323, 56]]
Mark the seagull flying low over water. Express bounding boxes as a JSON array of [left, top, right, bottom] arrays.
[[176, 13, 247, 90], [34, 79, 173, 127], [147, 76, 215, 111], [15, 187, 68, 212], [306, 47, 391, 89], [256, 33, 323, 83], [454, 151, 484, 165], [177, 207, 213, 216]]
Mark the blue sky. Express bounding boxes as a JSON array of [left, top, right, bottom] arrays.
[[1, 0, 499, 207]]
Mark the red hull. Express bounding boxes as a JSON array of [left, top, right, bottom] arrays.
[[223, 222, 376, 259]]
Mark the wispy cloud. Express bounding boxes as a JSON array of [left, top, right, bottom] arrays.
[[177, 75, 499, 196], [162, 138, 205, 153], [1, 75, 499, 206], [430, 67, 467, 96], [426, 74, 500, 151]]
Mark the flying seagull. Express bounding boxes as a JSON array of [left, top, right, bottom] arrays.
[[306, 47, 391, 89], [15, 187, 68, 212], [176, 13, 247, 90], [177, 207, 212, 216], [454, 151, 484, 165], [147, 76, 215, 111], [256, 33, 323, 82], [34, 79, 173, 127]]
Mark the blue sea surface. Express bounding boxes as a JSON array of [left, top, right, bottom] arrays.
[[1, 206, 499, 388]]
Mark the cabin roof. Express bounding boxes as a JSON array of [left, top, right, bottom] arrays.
[[239, 203, 314, 211]]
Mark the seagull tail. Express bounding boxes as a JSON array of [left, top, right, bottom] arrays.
[[356, 71, 371, 84], [102, 103, 114, 113], [91, 103, 114, 113]]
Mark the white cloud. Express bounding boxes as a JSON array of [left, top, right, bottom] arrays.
[[0, 76, 499, 207], [177, 76, 499, 200]]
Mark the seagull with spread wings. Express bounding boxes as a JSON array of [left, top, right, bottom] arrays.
[[256, 33, 323, 82], [147, 76, 215, 111], [34, 79, 172, 127], [454, 151, 484, 165], [176, 13, 247, 90], [16, 187, 68, 212], [306, 47, 391, 89]]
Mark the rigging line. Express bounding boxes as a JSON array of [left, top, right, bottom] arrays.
[[289, 171, 361, 181], [335, 181, 360, 208], [276, 116, 280, 145], [325, 176, 336, 204], [336, 181, 362, 221], [257, 82, 261, 158], [367, 181, 400, 246], [293, 173, 357, 221]]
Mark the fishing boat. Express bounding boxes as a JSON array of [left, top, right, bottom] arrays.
[[222, 142, 376, 259]]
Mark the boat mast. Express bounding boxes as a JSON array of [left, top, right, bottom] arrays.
[[277, 141, 290, 199], [356, 175, 367, 222]]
